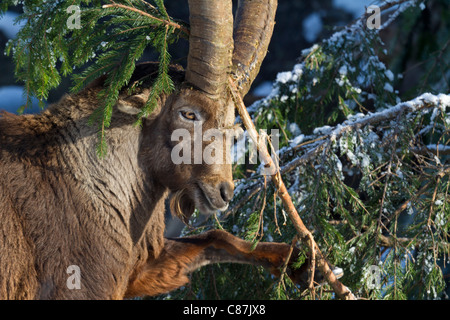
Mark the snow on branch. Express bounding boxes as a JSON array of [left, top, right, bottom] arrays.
[[229, 92, 450, 214]]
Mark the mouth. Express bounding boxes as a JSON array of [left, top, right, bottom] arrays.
[[195, 183, 229, 213]]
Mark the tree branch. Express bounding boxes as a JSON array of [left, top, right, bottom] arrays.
[[228, 77, 357, 300], [102, 3, 190, 36], [227, 93, 450, 216]]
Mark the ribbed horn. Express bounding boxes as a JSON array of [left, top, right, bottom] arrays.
[[232, 0, 278, 97], [185, 0, 234, 99]]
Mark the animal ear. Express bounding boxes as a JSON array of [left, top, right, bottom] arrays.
[[116, 101, 140, 115], [169, 190, 195, 224], [116, 92, 149, 115]]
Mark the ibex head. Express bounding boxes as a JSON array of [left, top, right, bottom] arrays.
[[123, 0, 277, 221]]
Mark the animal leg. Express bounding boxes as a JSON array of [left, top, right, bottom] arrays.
[[125, 229, 319, 298]]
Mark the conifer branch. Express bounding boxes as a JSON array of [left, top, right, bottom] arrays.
[[226, 93, 450, 219], [228, 77, 357, 300], [102, 3, 189, 36]]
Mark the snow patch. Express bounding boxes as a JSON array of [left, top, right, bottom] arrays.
[[289, 134, 305, 148], [276, 71, 293, 84], [252, 81, 273, 97], [384, 83, 394, 92]]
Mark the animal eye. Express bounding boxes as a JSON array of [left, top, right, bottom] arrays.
[[180, 110, 197, 121]]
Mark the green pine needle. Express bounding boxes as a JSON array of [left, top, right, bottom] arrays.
[[4, 0, 178, 155]]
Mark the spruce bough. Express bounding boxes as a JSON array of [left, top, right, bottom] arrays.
[[3, 0, 183, 157]]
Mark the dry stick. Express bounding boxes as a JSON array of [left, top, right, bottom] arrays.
[[307, 233, 316, 293], [427, 175, 441, 268], [228, 78, 356, 300], [277, 236, 298, 297], [256, 176, 268, 240]]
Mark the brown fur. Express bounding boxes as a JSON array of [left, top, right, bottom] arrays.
[[0, 65, 314, 300]]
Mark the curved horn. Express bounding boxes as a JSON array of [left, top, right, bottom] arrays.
[[232, 0, 278, 97], [185, 0, 234, 99]]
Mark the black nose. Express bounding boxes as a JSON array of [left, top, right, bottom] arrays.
[[219, 182, 234, 203]]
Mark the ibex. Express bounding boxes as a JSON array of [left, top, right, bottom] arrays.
[[0, 0, 324, 299]]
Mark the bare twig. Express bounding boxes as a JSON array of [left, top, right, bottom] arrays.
[[307, 233, 316, 293], [427, 175, 442, 268], [276, 236, 298, 295], [377, 233, 450, 252]]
